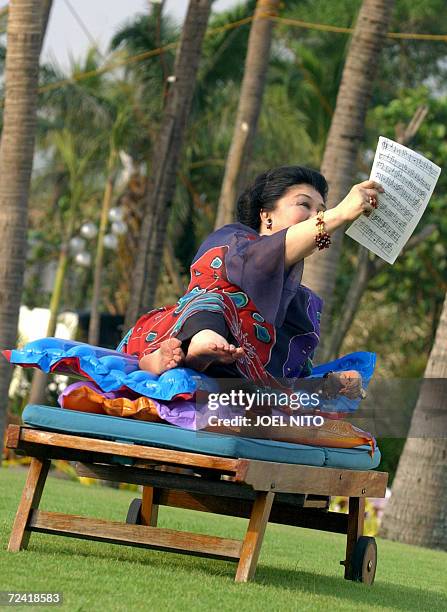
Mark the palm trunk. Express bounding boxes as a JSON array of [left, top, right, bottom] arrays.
[[40, 0, 52, 49], [124, 0, 211, 328], [0, 0, 48, 454], [301, 0, 394, 356], [163, 239, 186, 297], [214, 0, 280, 229], [88, 149, 117, 346], [379, 292, 447, 549]]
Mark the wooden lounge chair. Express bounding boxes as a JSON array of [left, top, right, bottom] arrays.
[[6, 413, 388, 584]]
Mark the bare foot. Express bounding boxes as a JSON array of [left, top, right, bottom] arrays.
[[139, 338, 185, 375], [184, 329, 244, 372]]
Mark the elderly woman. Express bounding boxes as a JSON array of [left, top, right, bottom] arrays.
[[120, 166, 382, 397]]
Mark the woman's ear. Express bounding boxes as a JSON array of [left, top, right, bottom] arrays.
[[260, 209, 270, 223]]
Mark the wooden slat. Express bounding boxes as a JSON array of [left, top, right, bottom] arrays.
[[14, 442, 111, 465], [343, 497, 365, 579], [269, 507, 347, 533], [236, 460, 388, 497], [76, 463, 315, 510], [141, 486, 158, 527], [8, 458, 50, 552], [158, 489, 253, 516], [15, 427, 388, 496], [235, 491, 275, 582], [18, 428, 240, 473], [156, 490, 347, 533], [304, 494, 330, 509], [29, 510, 242, 561], [6, 424, 21, 449], [75, 462, 255, 498]]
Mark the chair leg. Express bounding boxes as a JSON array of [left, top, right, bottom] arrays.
[[235, 491, 275, 583], [8, 457, 51, 552], [141, 486, 159, 527], [343, 496, 365, 579]]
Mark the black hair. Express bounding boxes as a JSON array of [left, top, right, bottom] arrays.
[[236, 166, 328, 231]]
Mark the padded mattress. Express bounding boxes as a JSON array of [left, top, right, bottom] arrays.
[[22, 404, 381, 470]]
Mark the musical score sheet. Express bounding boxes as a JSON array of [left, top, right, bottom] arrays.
[[345, 136, 441, 264]]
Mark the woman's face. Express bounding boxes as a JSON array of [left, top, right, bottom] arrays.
[[259, 183, 326, 234]]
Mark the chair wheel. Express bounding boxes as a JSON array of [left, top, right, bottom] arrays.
[[126, 498, 142, 525], [352, 536, 377, 584]]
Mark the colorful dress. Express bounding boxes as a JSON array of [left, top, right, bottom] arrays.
[[119, 223, 323, 387]]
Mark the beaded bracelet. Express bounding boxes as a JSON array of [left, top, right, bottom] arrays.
[[315, 211, 331, 250]]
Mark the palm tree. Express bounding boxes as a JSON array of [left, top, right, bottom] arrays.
[[124, 0, 212, 328], [300, 0, 395, 352], [0, 0, 50, 453], [379, 291, 447, 549], [214, 0, 281, 229]]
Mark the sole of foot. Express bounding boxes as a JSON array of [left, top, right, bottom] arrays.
[[184, 330, 244, 372], [139, 337, 185, 375]]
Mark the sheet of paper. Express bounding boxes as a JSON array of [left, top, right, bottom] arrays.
[[345, 136, 441, 264]]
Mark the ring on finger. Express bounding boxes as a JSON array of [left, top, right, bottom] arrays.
[[369, 195, 378, 209]]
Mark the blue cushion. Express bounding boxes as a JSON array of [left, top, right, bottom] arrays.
[[22, 404, 381, 470], [322, 445, 380, 471]]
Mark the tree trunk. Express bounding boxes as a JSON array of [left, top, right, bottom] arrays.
[[301, 0, 394, 356], [163, 239, 186, 297], [124, 0, 211, 328], [40, 0, 52, 49], [0, 0, 49, 454], [88, 149, 117, 346], [214, 0, 280, 229], [379, 292, 447, 549]]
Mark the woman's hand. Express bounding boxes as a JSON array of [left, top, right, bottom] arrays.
[[336, 180, 385, 223], [337, 370, 364, 399], [324, 370, 364, 400]]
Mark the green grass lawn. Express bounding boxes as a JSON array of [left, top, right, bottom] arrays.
[[1, 467, 446, 612]]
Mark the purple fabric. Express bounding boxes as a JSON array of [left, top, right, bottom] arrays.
[[193, 223, 303, 326], [193, 223, 322, 379], [58, 381, 141, 404]]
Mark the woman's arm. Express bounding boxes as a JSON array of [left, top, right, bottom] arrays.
[[285, 180, 384, 267]]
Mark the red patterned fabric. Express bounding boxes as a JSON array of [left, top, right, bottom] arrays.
[[124, 245, 279, 387]]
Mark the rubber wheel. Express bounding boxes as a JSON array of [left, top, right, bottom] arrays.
[[126, 498, 142, 525], [351, 536, 377, 584]]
